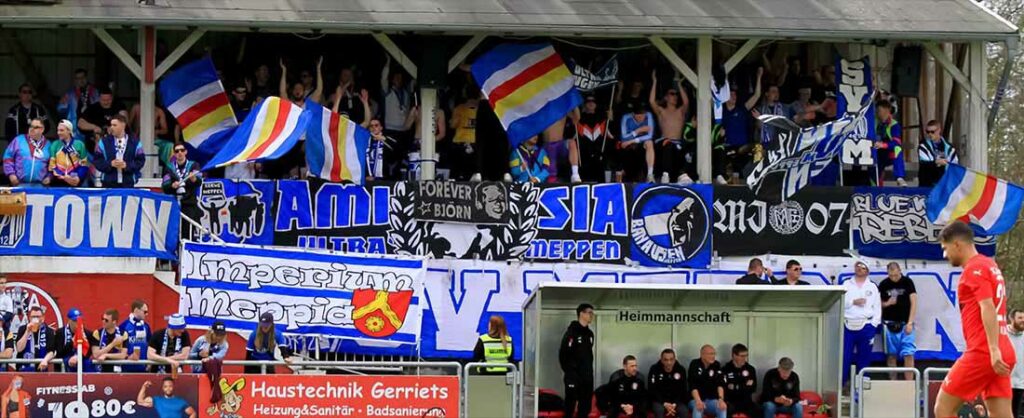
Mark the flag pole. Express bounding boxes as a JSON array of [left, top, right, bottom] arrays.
[[76, 344, 83, 404]]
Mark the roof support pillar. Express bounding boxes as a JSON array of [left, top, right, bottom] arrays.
[[138, 26, 158, 178], [967, 41, 988, 171], [448, 35, 485, 73], [648, 36, 697, 87], [372, 33, 417, 77], [724, 38, 760, 73], [922, 42, 972, 91], [419, 86, 437, 180], [696, 36, 713, 183]]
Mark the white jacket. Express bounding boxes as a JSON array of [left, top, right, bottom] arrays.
[[843, 278, 882, 329]]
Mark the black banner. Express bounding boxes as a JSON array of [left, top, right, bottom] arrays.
[[712, 186, 852, 256], [413, 181, 510, 224]]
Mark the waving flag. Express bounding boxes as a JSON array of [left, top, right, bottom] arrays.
[[159, 57, 237, 161], [926, 164, 1024, 235], [569, 55, 619, 92], [471, 43, 582, 147], [204, 97, 310, 169], [305, 99, 371, 183]]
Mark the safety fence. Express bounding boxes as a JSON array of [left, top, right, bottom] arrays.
[[0, 358, 524, 418]]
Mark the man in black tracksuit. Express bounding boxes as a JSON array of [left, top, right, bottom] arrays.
[[560, 303, 596, 418], [722, 343, 759, 417], [649, 348, 689, 417], [607, 355, 647, 417]]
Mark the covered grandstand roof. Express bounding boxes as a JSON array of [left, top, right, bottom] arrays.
[[0, 0, 1017, 41]]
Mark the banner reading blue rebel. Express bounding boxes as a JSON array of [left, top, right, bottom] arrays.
[[849, 186, 996, 259], [628, 183, 713, 268], [197, 179, 275, 244], [0, 188, 179, 259], [179, 241, 427, 344]]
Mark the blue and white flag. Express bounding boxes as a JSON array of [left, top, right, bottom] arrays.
[[0, 188, 179, 259], [179, 241, 426, 344]]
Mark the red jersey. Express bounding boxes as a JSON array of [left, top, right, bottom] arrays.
[[958, 254, 1010, 354]]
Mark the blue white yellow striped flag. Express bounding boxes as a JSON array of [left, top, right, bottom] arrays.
[[159, 57, 237, 160], [304, 99, 371, 184], [203, 97, 311, 170], [471, 43, 582, 147], [926, 163, 1024, 235]]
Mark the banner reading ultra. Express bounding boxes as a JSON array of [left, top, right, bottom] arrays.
[[179, 241, 426, 343], [199, 374, 459, 418]]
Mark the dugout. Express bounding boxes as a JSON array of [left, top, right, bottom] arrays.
[[521, 283, 846, 418]]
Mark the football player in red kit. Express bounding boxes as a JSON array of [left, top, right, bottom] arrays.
[[934, 221, 1016, 418]]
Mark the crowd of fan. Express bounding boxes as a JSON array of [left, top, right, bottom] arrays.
[[0, 275, 292, 375], [3, 49, 958, 189]]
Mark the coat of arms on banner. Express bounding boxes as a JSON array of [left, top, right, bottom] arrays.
[[629, 184, 712, 268], [351, 289, 414, 338]]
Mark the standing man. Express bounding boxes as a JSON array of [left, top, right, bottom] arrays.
[[1007, 309, 1024, 418], [917, 120, 958, 187], [935, 221, 1015, 418], [55, 308, 90, 372], [688, 345, 727, 418], [57, 68, 100, 141], [608, 355, 647, 417], [161, 143, 203, 239], [3, 117, 51, 187], [560, 303, 595, 418], [120, 300, 152, 373], [774, 260, 810, 286], [78, 87, 128, 153], [147, 314, 192, 374], [571, 96, 614, 183], [0, 274, 15, 331], [649, 71, 689, 184], [137, 378, 197, 418], [91, 309, 126, 373], [874, 100, 906, 186], [761, 357, 804, 418], [5, 83, 49, 141], [879, 262, 918, 380], [14, 306, 55, 372], [842, 262, 882, 384], [93, 115, 145, 188], [648, 348, 688, 418], [722, 343, 759, 418], [736, 258, 774, 285]]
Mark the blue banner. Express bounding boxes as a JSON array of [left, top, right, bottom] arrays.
[[628, 184, 713, 268], [0, 188, 179, 259], [850, 187, 996, 259], [197, 179, 275, 244]]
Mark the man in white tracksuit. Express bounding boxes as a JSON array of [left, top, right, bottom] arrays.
[[843, 261, 882, 384]]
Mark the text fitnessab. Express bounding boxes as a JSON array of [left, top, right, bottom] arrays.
[[616, 311, 732, 324]]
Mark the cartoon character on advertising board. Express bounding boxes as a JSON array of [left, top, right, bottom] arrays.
[[207, 377, 245, 418]]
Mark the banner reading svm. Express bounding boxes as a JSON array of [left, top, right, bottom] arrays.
[[179, 241, 426, 343], [0, 188, 179, 259]]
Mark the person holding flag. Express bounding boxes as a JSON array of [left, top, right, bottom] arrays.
[[56, 308, 91, 373], [509, 135, 550, 183]]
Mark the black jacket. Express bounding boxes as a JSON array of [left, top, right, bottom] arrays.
[[761, 368, 801, 404], [736, 274, 773, 285], [688, 359, 725, 400], [559, 320, 594, 384], [721, 361, 757, 403], [608, 369, 647, 412], [648, 361, 688, 405]]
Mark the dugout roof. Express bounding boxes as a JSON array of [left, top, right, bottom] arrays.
[[0, 0, 1017, 41]]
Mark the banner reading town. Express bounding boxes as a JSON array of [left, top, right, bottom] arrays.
[[179, 241, 426, 344]]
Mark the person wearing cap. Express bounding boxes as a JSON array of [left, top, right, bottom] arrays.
[[119, 299, 152, 373], [761, 357, 803, 418], [14, 306, 56, 372], [91, 308, 127, 373], [188, 321, 229, 373], [842, 261, 882, 384], [618, 100, 656, 182], [48, 119, 90, 187], [56, 308, 91, 372], [570, 95, 614, 182], [246, 312, 291, 374], [147, 313, 192, 374]]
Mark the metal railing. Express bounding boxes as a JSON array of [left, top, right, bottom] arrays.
[[922, 367, 950, 418], [463, 362, 519, 418], [855, 367, 922, 418]]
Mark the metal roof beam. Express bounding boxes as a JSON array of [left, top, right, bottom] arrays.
[[372, 33, 417, 79], [448, 34, 486, 73], [155, 28, 206, 79], [648, 36, 697, 87], [724, 38, 760, 73], [92, 27, 142, 80], [922, 42, 972, 91]]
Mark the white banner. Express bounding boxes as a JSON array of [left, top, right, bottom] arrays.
[[178, 241, 426, 344]]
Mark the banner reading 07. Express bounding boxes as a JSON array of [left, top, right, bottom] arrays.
[[178, 241, 426, 344]]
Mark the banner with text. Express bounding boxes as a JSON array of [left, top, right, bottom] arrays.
[[414, 181, 510, 224], [198, 179, 276, 245], [199, 374, 459, 418], [849, 187, 996, 259], [0, 188, 179, 259], [179, 241, 426, 344], [0, 374, 200, 418], [713, 186, 851, 255]]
